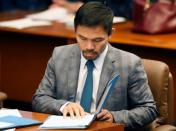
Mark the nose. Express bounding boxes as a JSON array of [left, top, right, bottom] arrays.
[[87, 41, 95, 50]]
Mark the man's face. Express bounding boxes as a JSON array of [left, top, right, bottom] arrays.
[[75, 25, 110, 60]]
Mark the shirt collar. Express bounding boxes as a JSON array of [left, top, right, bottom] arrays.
[[80, 44, 108, 70]]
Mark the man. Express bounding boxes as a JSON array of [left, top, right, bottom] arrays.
[[50, 0, 133, 19], [32, 2, 157, 130]]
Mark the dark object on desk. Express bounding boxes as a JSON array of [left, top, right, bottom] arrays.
[[141, 59, 176, 131], [173, 121, 176, 126], [0, 0, 51, 11], [0, 92, 7, 108], [133, 0, 176, 34]]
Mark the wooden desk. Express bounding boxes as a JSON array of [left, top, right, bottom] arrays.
[[0, 12, 176, 50], [0, 11, 176, 118], [17, 110, 124, 131]]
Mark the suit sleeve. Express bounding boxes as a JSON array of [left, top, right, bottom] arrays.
[[32, 48, 67, 115], [111, 57, 158, 129]]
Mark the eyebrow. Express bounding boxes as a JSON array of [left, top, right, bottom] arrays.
[[78, 34, 105, 40]]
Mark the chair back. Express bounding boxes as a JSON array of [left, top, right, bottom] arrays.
[[142, 59, 175, 124]]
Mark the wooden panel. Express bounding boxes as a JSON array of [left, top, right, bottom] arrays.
[[0, 12, 176, 50], [0, 32, 66, 102], [111, 22, 176, 50]]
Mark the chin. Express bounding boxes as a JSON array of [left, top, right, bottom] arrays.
[[84, 55, 97, 60], [83, 53, 99, 60]]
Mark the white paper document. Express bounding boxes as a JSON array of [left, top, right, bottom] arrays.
[[4, 129, 15, 131], [26, 7, 126, 27], [0, 109, 42, 130], [27, 7, 74, 26], [0, 6, 125, 29], [113, 16, 126, 23], [27, 7, 73, 21], [40, 114, 95, 129], [0, 109, 21, 131], [0, 109, 21, 117], [0, 18, 51, 29], [0, 122, 15, 130]]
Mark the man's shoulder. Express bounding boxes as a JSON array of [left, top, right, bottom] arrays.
[[49, 44, 80, 62], [109, 45, 140, 60], [52, 44, 79, 55], [54, 44, 79, 51]]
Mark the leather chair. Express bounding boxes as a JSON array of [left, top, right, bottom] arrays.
[[0, 91, 7, 108], [142, 59, 176, 131]]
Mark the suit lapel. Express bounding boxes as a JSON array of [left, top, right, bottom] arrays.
[[67, 46, 81, 102], [96, 45, 120, 107]]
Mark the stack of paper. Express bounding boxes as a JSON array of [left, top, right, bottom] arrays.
[[0, 115, 42, 130], [0, 122, 14, 131], [26, 7, 126, 26], [113, 16, 126, 23], [0, 109, 22, 131], [0, 18, 51, 29], [40, 114, 95, 129], [0, 109, 42, 130], [27, 7, 75, 27], [0, 109, 21, 117], [0, 7, 126, 29]]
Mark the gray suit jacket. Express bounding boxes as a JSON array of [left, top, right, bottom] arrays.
[[32, 44, 157, 129]]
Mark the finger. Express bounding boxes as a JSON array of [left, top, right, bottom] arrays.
[[96, 109, 107, 118], [97, 109, 112, 121], [63, 108, 69, 118], [74, 108, 81, 118], [70, 103, 85, 118], [105, 113, 113, 122], [79, 107, 86, 118], [99, 112, 113, 122], [66, 106, 75, 119], [98, 113, 110, 121]]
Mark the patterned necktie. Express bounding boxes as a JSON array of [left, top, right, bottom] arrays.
[[80, 60, 94, 112]]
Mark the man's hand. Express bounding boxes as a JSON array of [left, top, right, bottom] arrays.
[[96, 109, 114, 122], [63, 102, 87, 118]]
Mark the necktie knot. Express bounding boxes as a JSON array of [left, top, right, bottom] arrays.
[[86, 60, 94, 71]]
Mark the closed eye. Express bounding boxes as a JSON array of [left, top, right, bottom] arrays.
[[92, 38, 104, 43], [79, 35, 87, 41]]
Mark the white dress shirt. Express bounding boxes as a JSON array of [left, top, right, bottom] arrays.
[[60, 44, 108, 113]]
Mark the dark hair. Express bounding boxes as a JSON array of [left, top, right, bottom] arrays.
[[74, 2, 114, 35]]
